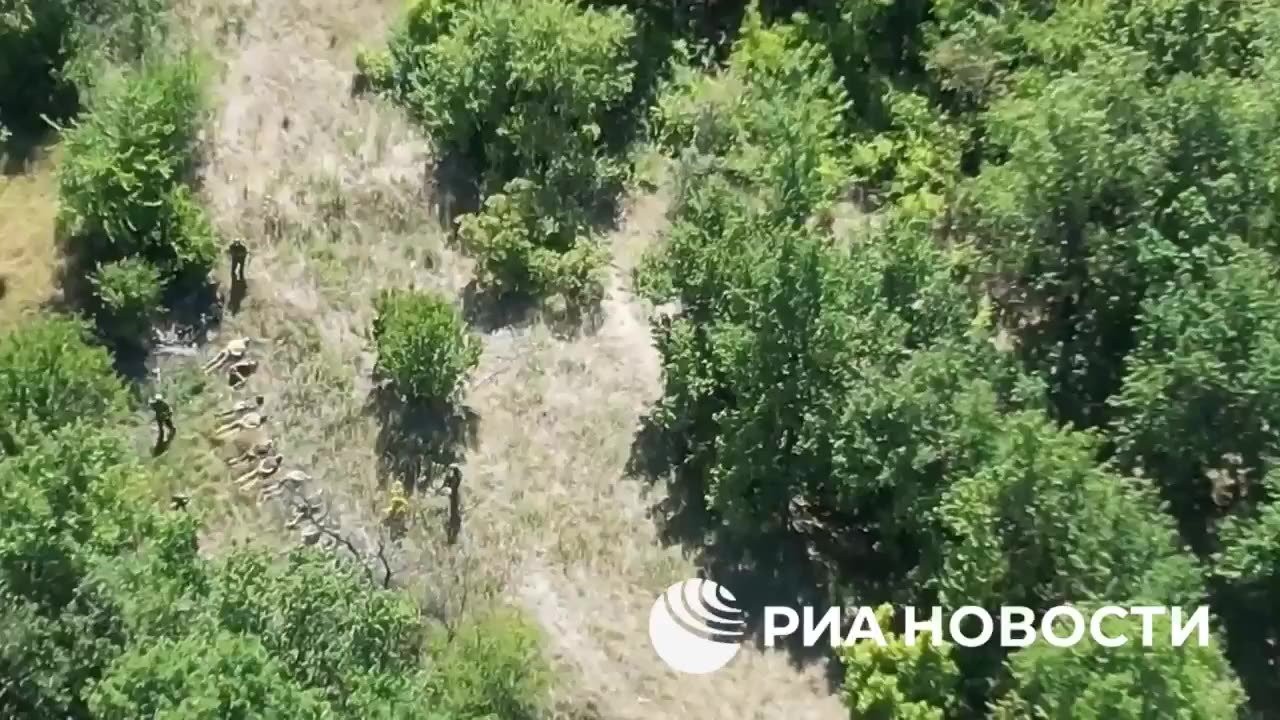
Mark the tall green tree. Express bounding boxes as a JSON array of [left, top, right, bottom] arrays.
[[0, 317, 127, 455]]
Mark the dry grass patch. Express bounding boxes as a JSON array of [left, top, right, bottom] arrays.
[[0, 150, 61, 330]]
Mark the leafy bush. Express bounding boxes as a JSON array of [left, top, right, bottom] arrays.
[[205, 550, 428, 714], [379, 0, 635, 198], [0, 316, 127, 455], [1108, 243, 1280, 536], [651, 12, 851, 224], [90, 257, 162, 342], [353, 46, 393, 92], [921, 409, 1205, 610], [427, 610, 550, 719], [58, 53, 213, 283], [456, 178, 607, 304], [88, 632, 330, 719], [0, 424, 150, 610], [994, 610, 1245, 719], [368, 0, 634, 304], [372, 288, 480, 405], [1217, 470, 1280, 594], [840, 605, 959, 720]]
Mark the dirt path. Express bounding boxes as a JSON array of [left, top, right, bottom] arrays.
[[181, 1, 845, 716]]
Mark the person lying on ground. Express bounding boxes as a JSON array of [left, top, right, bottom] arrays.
[[227, 358, 259, 389], [216, 394, 265, 419], [235, 453, 283, 490], [215, 411, 267, 437], [202, 337, 251, 373], [228, 437, 274, 466], [260, 469, 312, 502]]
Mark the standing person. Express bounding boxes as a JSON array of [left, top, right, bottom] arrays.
[[150, 393, 176, 449], [445, 464, 462, 545], [383, 485, 410, 540], [229, 238, 249, 282]]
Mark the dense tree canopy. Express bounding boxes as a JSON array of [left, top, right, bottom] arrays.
[[629, 1, 1278, 716]]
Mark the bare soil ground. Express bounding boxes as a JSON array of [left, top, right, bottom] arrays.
[[154, 0, 847, 716]]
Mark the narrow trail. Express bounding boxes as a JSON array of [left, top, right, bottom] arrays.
[[181, 0, 846, 716]]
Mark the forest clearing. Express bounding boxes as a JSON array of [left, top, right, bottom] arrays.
[[3, 0, 1279, 718]]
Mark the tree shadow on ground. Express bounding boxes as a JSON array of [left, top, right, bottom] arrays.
[[429, 149, 482, 234], [368, 387, 480, 496], [625, 414, 845, 692], [2, 130, 53, 176], [50, 206, 223, 381], [1217, 583, 1280, 715], [227, 276, 247, 316], [460, 279, 606, 339], [103, 278, 221, 382], [460, 279, 539, 333]]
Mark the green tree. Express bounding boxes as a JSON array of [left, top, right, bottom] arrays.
[[456, 177, 607, 304], [88, 632, 330, 720], [58, 53, 216, 294], [1218, 470, 1280, 602], [89, 257, 163, 344], [0, 424, 151, 610], [376, 0, 635, 198], [1110, 243, 1280, 545], [366, 0, 637, 302], [922, 410, 1204, 611], [840, 605, 959, 720], [994, 611, 1245, 719], [651, 10, 851, 225], [426, 610, 550, 720], [0, 316, 127, 454]]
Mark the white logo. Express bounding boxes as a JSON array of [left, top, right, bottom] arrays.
[[648, 578, 745, 674]]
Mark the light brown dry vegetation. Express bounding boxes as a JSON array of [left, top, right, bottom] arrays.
[[148, 0, 847, 717], [0, 150, 61, 331]]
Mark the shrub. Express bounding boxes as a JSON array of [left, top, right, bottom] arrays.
[[90, 257, 162, 342], [88, 632, 331, 719], [840, 605, 959, 720], [427, 610, 550, 720], [994, 610, 1245, 719], [370, 0, 633, 306], [0, 316, 127, 455], [381, 0, 635, 198], [650, 11, 851, 225], [352, 46, 393, 93], [58, 53, 213, 284], [372, 288, 480, 405], [456, 178, 606, 304]]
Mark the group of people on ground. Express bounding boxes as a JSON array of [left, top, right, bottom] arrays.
[[150, 240, 334, 545], [151, 238, 466, 546]]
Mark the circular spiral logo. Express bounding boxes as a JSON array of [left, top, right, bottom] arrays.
[[648, 578, 745, 674]]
